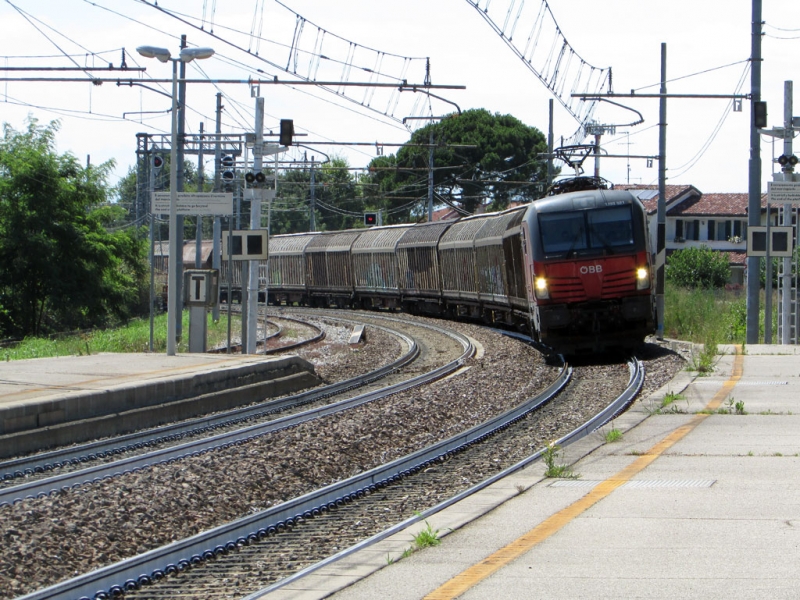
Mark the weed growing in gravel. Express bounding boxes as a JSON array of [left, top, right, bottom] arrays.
[[542, 441, 578, 479], [604, 425, 623, 443]]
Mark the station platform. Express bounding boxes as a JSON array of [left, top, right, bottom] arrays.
[[276, 344, 800, 600], [0, 352, 319, 458]]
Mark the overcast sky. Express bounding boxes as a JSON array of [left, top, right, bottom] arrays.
[[0, 0, 797, 195]]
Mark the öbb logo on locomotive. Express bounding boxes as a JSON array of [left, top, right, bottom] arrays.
[[579, 265, 603, 275], [219, 187, 656, 355]]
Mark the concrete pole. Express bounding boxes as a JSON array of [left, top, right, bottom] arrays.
[[148, 139, 156, 353], [245, 96, 264, 354], [310, 157, 316, 231], [547, 99, 554, 193], [195, 122, 204, 269], [655, 43, 667, 340], [428, 128, 434, 221], [212, 93, 222, 322], [746, 0, 763, 344], [166, 57, 180, 356], [187, 122, 206, 353], [175, 34, 188, 344], [781, 81, 793, 344]]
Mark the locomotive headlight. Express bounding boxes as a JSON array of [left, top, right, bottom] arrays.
[[636, 267, 650, 290], [534, 276, 550, 299]]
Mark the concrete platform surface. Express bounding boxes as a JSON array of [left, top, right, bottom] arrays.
[[0, 351, 318, 456], [270, 345, 800, 600], [0, 351, 304, 408]]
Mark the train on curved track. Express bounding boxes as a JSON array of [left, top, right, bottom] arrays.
[[220, 186, 656, 355]]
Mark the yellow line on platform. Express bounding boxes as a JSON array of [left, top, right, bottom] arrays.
[[424, 346, 743, 600]]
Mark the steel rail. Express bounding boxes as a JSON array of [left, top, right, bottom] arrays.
[[19, 339, 561, 600], [0, 328, 420, 505], [247, 356, 643, 598], [2, 318, 474, 506], [0, 318, 393, 483]]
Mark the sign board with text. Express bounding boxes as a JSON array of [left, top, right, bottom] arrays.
[[153, 192, 233, 215], [767, 181, 800, 204]]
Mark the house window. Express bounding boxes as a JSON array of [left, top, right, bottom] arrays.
[[708, 220, 715, 240], [685, 219, 700, 241], [675, 219, 684, 241]]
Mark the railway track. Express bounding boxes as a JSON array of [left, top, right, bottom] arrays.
[[0, 315, 680, 598], [0, 316, 473, 505], [16, 338, 642, 600]]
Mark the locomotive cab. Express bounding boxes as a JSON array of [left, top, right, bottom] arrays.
[[525, 189, 655, 353]]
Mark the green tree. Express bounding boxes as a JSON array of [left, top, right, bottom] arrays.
[[0, 118, 148, 338], [365, 108, 548, 218], [272, 154, 360, 233], [666, 246, 731, 289]]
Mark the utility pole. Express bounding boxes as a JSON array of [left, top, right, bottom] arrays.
[[245, 96, 265, 354], [148, 139, 156, 352], [188, 121, 207, 353], [310, 156, 317, 231], [428, 128, 435, 222], [212, 93, 222, 323], [547, 99, 554, 191], [195, 122, 204, 269], [175, 34, 188, 344], [656, 43, 667, 340], [746, 0, 763, 344], [780, 82, 794, 344]]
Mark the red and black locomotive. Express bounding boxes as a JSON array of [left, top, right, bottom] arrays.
[[222, 187, 655, 355]]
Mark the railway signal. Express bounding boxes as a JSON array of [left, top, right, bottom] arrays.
[[221, 155, 235, 185], [245, 171, 267, 186], [364, 212, 377, 226], [152, 154, 164, 172], [279, 119, 294, 146]]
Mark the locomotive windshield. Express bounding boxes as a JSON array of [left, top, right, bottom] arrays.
[[539, 206, 635, 257]]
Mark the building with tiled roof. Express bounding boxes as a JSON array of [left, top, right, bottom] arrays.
[[619, 184, 772, 286]]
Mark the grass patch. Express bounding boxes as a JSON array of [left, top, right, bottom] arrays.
[[542, 441, 578, 479], [2, 311, 240, 359], [604, 427, 623, 443], [664, 286, 747, 345], [412, 519, 442, 550], [392, 515, 444, 561]]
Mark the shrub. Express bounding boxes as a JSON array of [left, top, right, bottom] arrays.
[[666, 246, 730, 289]]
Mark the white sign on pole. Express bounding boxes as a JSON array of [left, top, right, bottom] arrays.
[[243, 189, 277, 201], [153, 192, 233, 215], [767, 181, 800, 204], [747, 226, 795, 257]]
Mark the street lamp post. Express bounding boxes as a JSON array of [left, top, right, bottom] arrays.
[[137, 45, 214, 355]]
